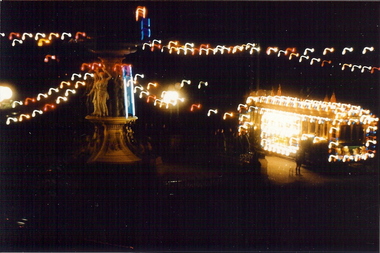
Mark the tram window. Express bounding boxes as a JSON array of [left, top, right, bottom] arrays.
[[352, 124, 363, 142], [310, 122, 316, 134], [302, 121, 308, 134], [340, 125, 351, 142]]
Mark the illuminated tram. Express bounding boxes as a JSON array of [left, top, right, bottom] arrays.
[[239, 95, 378, 165]]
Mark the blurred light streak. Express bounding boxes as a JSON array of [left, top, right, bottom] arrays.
[[299, 55, 309, 62], [342, 47, 353, 55], [180, 79, 191, 87], [198, 81, 208, 89], [150, 40, 162, 51], [32, 110, 43, 117], [303, 48, 314, 55], [12, 101, 23, 108], [239, 114, 250, 121], [232, 45, 245, 53], [207, 109, 218, 116], [249, 44, 260, 54], [24, 97, 36, 105], [147, 82, 157, 89], [34, 33, 46, 40], [75, 32, 86, 40], [136, 6, 146, 21], [56, 96, 68, 104], [223, 112, 233, 120], [341, 63, 352, 70], [134, 85, 144, 93], [8, 32, 20, 40], [361, 66, 372, 73], [146, 95, 156, 103], [310, 58, 321, 65], [237, 104, 248, 112], [370, 67, 380, 74], [44, 55, 57, 62], [288, 53, 299, 60], [351, 65, 362, 72], [71, 73, 82, 80], [21, 33, 33, 40], [323, 47, 334, 55], [277, 50, 287, 57], [366, 140, 377, 147], [81, 63, 91, 71], [141, 28, 151, 41], [60, 32, 72, 40], [48, 88, 60, 95], [266, 47, 278, 55], [362, 46, 374, 54], [43, 104, 55, 111], [60, 81, 71, 89], [83, 73, 94, 80], [37, 39, 51, 46], [6, 117, 18, 125], [64, 89, 76, 96], [18, 114, 30, 122], [36, 93, 48, 101], [142, 42, 151, 50], [48, 33, 59, 40], [134, 74, 144, 81], [190, 103, 201, 111], [321, 60, 332, 67], [139, 91, 149, 98], [161, 41, 179, 52], [74, 81, 85, 88], [285, 47, 296, 54], [12, 39, 23, 46]]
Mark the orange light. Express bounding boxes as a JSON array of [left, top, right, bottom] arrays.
[[190, 104, 201, 111], [136, 6, 146, 21], [370, 67, 380, 74], [43, 104, 55, 111], [37, 39, 51, 47], [8, 32, 20, 40], [75, 32, 86, 40], [146, 95, 156, 103], [321, 60, 332, 67], [44, 55, 57, 62], [24, 97, 36, 105]]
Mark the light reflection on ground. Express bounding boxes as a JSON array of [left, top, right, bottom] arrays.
[[263, 155, 338, 186]]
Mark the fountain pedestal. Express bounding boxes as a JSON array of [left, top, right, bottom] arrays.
[[86, 115, 141, 164]]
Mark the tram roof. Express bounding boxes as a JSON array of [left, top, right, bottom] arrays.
[[246, 95, 378, 125]]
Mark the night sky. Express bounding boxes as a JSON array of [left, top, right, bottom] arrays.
[[0, 1, 379, 148]]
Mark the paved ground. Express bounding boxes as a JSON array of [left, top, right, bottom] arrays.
[[0, 154, 378, 252]]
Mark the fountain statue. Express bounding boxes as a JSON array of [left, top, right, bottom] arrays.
[[85, 42, 141, 164]]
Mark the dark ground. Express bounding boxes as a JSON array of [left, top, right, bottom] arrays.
[[0, 150, 378, 252]]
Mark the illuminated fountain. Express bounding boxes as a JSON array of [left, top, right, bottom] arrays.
[[85, 42, 141, 164]]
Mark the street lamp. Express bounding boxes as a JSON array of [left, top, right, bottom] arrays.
[[0, 86, 12, 102], [0, 85, 13, 109]]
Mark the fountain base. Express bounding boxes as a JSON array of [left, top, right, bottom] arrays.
[[86, 115, 141, 164]]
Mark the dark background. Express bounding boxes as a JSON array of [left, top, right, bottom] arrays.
[[0, 2, 379, 251], [1, 1, 379, 161]]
